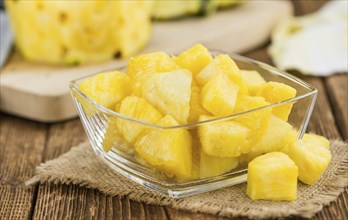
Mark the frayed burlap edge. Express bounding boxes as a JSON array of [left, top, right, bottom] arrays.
[[26, 140, 348, 219]]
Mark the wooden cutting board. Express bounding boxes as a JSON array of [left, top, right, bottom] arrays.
[[0, 1, 293, 122]]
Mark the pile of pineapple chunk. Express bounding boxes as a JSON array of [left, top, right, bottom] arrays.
[[78, 44, 332, 201]]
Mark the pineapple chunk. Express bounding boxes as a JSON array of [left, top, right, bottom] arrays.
[[201, 74, 239, 116], [257, 82, 297, 121], [188, 85, 211, 123], [5, 1, 152, 64], [127, 52, 179, 96], [252, 115, 294, 153], [142, 69, 192, 124], [103, 119, 131, 153], [174, 44, 213, 76], [303, 133, 330, 149], [233, 95, 272, 152], [135, 115, 192, 179], [247, 152, 298, 201], [200, 150, 239, 178], [117, 96, 162, 143], [78, 71, 132, 109], [198, 115, 250, 157], [288, 138, 332, 185], [279, 129, 298, 154], [196, 54, 247, 94], [240, 70, 266, 96]]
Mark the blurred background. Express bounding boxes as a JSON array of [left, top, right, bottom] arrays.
[[0, 0, 347, 122]]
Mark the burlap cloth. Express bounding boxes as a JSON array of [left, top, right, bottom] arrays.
[[27, 140, 348, 219]]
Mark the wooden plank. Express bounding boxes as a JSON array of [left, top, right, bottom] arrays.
[[0, 185, 36, 220], [325, 75, 348, 139], [0, 114, 47, 183], [302, 77, 342, 140], [0, 114, 47, 219], [33, 183, 169, 220]]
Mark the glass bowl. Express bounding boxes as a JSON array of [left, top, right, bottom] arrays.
[[70, 51, 318, 198]]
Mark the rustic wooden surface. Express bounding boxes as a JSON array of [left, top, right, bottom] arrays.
[[0, 1, 347, 219]]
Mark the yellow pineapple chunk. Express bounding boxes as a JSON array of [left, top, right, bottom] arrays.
[[198, 115, 250, 157], [200, 150, 239, 178], [117, 96, 162, 143], [196, 54, 247, 94], [188, 85, 211, 123], [127, 52, 179, 95], [233, 95, 272, 152], [135, 115, 192, 179], [303, 133, 330, 149], [240, 70, 266, 96], [288, 138, 332, 185], [257, 82, 297, 121], [201, 74, 239, 116], [78, 71, 132, 109], [142, 69, 192, 124], [279, 129, 298, 154], [103, 119, 131, 152], [252, 115, 294, 153], [174, 44, 213, 75], [247, 152, 298, 201]]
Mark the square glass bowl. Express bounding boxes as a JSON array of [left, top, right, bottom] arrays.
[[70, 51, 317, 198]]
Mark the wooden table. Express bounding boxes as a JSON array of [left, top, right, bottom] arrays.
[[1, 1, 347, 219]]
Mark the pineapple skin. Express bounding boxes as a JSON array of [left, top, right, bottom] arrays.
[[5, 0, 152, 64], [247, 152, 298, 201]]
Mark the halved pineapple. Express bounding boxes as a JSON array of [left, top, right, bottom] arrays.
[[257, 82, 297, 121], [135, 114, 192, 179], [288, 138, 332, 185], [188, 84, 211, 123], [201, 74, 239, 116], [247, 152, 298, 201], [196, 54, 247, 94], [78, 71, 132, 109], [198, 115, 249, 157], [142, 69, 192, 124], [240, 70, 266, 96], [174, 44, 213, 76], [233, 95, 272, 152], [303, 133, 330, 149], [5, 1, 153, 64], [127, 52, 179, 96], [252, 115, 294, 153], [117, 96, 162, 143]]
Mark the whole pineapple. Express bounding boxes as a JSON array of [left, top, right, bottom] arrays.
[[5, 0, 153, 64]]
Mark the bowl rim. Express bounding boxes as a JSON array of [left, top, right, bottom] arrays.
[[70, 50, 318, 129]]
